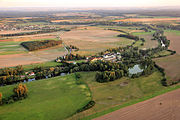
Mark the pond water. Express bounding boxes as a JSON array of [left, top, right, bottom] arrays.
[[128, 64, 144, 75], [23, 73, 69, 83]]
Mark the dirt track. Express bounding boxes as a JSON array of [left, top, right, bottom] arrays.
[[94, 88, 180, 120]]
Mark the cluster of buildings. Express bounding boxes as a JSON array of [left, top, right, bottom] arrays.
[[0, 24, 58, 31], [90, 52, 122, 62]]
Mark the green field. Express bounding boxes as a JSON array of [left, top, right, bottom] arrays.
[[132, 31, 159, 49], [152, 50, 172, 58], [0, 74, 91, 120], [165, 30, 180, 35], [0, 41, 27, 55], [22, 61, 62, 71], [0, 38, 60, 55], [68, 70, 172, 119]]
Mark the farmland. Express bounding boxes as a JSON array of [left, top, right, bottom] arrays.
[[0, 9, 180, 120], [113, 18, 180, 23], [68, 70, 176, 120], [154, 30, 180, 83], [93, 86, 180, 120], [61, 28, 134, 55], [0, 74, 91, 120]]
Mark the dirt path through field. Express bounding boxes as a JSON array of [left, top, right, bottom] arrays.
[[94, 88, 180, 120]]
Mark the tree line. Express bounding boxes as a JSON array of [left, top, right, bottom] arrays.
[[21, 40, 62, 51], [56, 53, 86, 61]]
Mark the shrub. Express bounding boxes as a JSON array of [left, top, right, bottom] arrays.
[[77, 101, 95, 113], [14, 83, 28, 98], [0, 93, 2, 105]]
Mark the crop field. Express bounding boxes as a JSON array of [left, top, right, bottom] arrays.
[[0, 31, 65, 68], [0, 30, 39, 35], [94, 86, 180, 120], [132, 31, 159, 49], [68, 71, 167, 120], [114, 18, 180, 23], [165, 30, 180, 54], [154, 30, 180, 82], [61, 28, 134, 55], [0, 74, 91, 120], [154, 54, 180, 83], [0, 46, 65, 68]]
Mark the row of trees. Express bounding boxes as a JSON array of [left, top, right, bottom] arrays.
[[96, 70, 124, 82], [21, 40, 62, 51], [0, 66, 26, 85], [0, 65, 24, 76], [117, 34, 140, 41], [56, 54, 86, 61]]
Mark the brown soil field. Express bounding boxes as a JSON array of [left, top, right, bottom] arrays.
[[94, 88, 180, 120], [154, 31, 180, 82], [0, 45, 65, 68], [154, 54, 180, 82], [0, 35, 57, 42], [0, 30, 38, 35], [114, 18, 180, 22], [165, 32, 180, 55], [138, 34, 159, 49], [61, 29, 133, 55]]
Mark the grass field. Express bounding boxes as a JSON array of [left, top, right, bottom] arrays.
[[22, 61, 62, 71], [152, 50, 172, 58], [132, 31, 159, 49], [0, 74, 91, 120], [0, 38, 60, 55], [68, 70, 168, 120]]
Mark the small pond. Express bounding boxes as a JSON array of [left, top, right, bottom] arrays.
[[128, 64, 144, 75], [23, 73, 69, 83]]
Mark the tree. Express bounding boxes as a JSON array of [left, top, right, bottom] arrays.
[[14, 84, 28, 98]]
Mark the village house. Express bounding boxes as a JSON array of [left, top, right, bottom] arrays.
[[161, 41, 166, 47], [90, 57, 103, 62], [29, 72, 35, 76]]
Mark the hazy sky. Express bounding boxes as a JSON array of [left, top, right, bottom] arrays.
[[0, 0, 180, 7]]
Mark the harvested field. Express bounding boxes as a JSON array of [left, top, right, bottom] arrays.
[[0, 45, 65, 68], [94, 88, 180, 120], [154, 54, 180, 82], [114, 18, 180, 23], [132, 31, 159, 49], [165, 30, 180, 55], [0, 30, 38, 35], [0, 35, 57, 42], [154, 30, 180, 82], [61, 29, 134, 55]]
